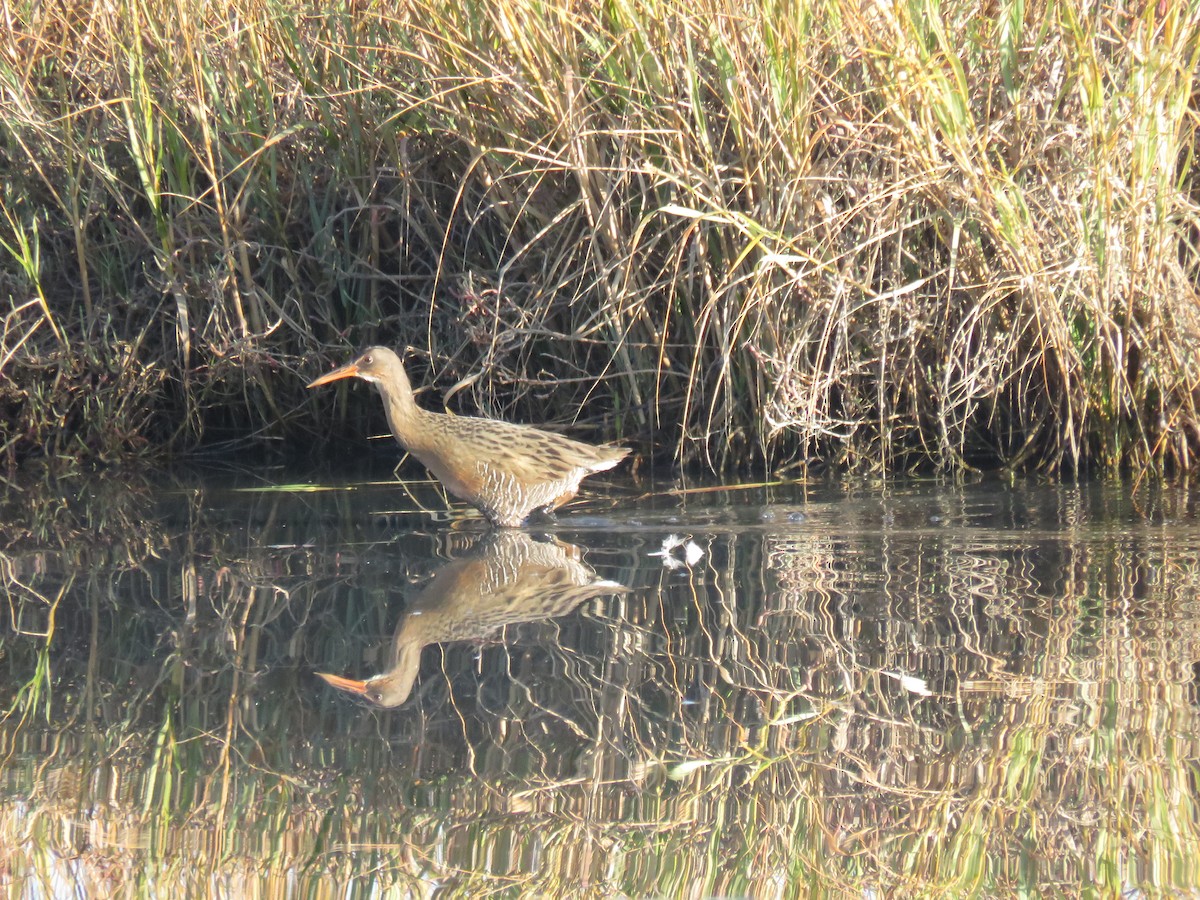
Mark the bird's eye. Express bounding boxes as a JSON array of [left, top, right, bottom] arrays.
[[363, 354, 373, 365]]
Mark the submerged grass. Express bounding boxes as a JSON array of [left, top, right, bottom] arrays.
[[2, 0, 1199, 474]]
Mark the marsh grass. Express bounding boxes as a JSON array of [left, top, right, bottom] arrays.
[[2, 0, 1199, 473]]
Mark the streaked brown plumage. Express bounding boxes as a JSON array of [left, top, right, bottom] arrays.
[[307, 346, 628, 526], [317, 531, 628, 707]]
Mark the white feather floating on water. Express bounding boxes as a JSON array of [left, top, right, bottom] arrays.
[[883, 670, 932, 697], [650, 534, 705, 570]]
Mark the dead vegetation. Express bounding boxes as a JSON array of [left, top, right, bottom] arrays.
[[2, 0, 1199, 474]]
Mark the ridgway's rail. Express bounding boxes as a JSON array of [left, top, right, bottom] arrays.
[[317, 531, 628, 707], [307, 346, 629, 526]]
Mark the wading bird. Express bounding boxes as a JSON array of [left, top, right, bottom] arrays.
[[308, 346, 629, 526]]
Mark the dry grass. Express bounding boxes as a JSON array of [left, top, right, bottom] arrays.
[[2, 0, 1199, 473]]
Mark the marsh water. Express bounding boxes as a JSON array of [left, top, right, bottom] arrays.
[[2, 466, 1199, 897]]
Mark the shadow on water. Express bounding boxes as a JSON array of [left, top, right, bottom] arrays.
[[1, 467, 1199, 896]]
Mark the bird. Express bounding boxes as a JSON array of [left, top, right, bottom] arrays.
[[307, 346, 628, 526], [317, 531, 628, 707]]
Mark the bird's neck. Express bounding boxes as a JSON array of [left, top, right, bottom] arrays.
[[375, 373, 426, 447]]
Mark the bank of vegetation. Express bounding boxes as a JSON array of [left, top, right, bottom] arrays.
[[2, 0, 1198, 474]]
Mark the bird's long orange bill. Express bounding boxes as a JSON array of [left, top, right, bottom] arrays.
[[316, 672, 369, 694], [306, 363, 360, 389]]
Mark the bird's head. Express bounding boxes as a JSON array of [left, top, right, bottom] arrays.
[[307, 346, 407, 388], [316, 669, 415, 708]]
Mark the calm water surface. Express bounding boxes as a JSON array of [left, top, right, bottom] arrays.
[[1, 467, 1198, 896]]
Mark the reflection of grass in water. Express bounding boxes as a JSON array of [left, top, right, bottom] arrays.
[[0, 566, 67, 741], [1, 642, 54, 733], [0, 478, 1199, 893]]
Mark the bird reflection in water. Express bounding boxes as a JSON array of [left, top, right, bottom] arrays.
[[318, 531, 628, 707]]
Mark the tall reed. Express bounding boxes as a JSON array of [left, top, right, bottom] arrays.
[[2, 0, 1198, 473]]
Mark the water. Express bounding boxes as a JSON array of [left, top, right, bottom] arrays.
[[2, 467, 1198, 896]]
